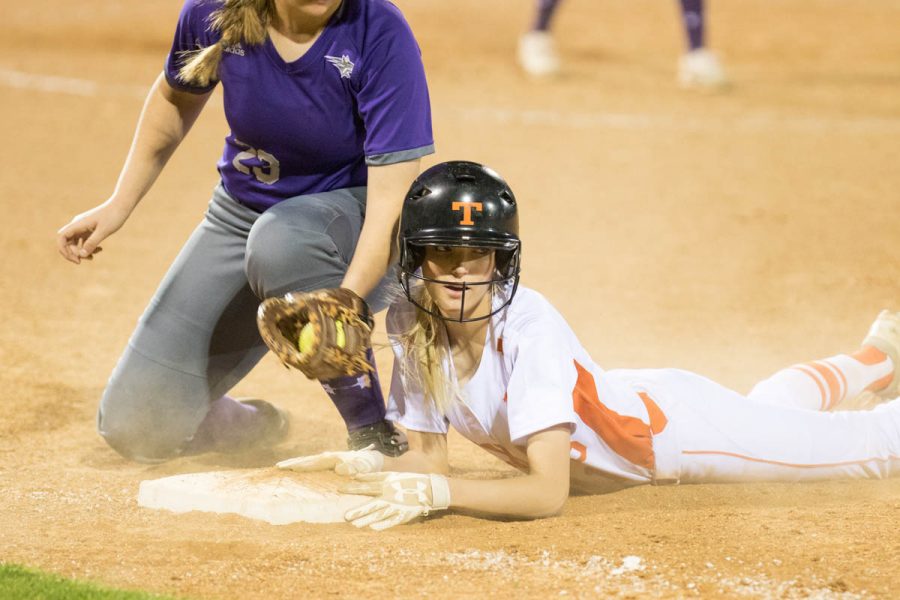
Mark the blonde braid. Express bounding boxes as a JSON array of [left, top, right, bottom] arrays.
[[177, 0, 273, 87]]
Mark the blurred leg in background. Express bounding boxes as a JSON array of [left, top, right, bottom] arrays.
[[518, 0, 729, 89], [677, 0, 729, 90], [518, 0, 563, 77]]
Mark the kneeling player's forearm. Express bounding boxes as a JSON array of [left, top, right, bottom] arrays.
[[383, 450, 449, 475], [448, 474, 569, 519]]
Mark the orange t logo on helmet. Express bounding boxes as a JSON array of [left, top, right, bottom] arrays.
[[451, 201, 483, 225]]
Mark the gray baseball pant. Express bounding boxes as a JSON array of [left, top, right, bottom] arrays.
[[97, 183, 395, 462]]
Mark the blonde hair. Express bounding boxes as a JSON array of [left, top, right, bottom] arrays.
[[177, 0, 273, 87], [395, 288, 458, 415], [393, 277, 510, 415]]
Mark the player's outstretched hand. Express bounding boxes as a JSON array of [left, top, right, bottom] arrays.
[[57, 201, 131, 264], [341, 472, 451, 531], [276, 445, 384, 476]]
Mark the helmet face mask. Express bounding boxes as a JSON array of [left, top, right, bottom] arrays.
[[398, 161, 521, 323], [400, 242, 521, 323]]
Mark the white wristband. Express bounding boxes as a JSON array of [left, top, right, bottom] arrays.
[[429, 474, 451, 510]]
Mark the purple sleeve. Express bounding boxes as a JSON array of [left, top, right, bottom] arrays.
[[356, 10, 434, 164], [164, 0, 219, 94]]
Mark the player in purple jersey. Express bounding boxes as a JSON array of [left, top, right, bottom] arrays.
[[519, 0, 728, 89], [55, 0, 433, 462]]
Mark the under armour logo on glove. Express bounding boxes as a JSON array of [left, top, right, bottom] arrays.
[[341, 472, 451, 531], [389, 479, 430, 504]]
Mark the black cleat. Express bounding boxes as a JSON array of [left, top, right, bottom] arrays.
[[239, 399, 290, 449], [347, 420, 408, 457]]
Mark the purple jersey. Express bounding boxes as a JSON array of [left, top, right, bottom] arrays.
[[165, 0, 434, 211]]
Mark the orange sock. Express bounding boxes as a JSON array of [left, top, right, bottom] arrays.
[[748, 348, 894, 411], [850, 346, 894, 392]]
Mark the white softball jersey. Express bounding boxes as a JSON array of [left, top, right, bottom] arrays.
[[386, 286, 900, 490]]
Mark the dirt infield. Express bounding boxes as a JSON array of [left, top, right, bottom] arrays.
[[2, 0, 899, 597]]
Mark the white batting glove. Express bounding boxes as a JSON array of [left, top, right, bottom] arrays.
[[341, 472, 451, 531], [276, 445, 384, 476]]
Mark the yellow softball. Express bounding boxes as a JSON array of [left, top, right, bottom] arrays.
[[334, 319, 346, 348], [298, 322, 316, 354], [298, 320, 346, 353]]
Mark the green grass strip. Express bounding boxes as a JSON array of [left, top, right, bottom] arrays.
[[0, 563, 182, 600]]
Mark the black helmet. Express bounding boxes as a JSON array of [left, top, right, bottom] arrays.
[[398, 160, 521, 322]]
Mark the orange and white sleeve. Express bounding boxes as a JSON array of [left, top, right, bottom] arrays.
[[504, 324, 578, 445]]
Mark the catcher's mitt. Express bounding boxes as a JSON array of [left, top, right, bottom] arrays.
[[257, 288, 374, 380]]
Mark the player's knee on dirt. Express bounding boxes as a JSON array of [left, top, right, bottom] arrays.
[[98, 391, 205, 463], [98, 415, 181, 463], [98, 405, 191, 463], [98, 352, 212, 463], [245, 211, 350, 299]]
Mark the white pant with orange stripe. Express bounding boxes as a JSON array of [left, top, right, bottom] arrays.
[[611, 364, 900, 484]]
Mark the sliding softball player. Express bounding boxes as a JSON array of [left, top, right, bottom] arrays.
[[55, 0, 432, 462], [278, 161, 900, 530], [519, 0, 728, 89]]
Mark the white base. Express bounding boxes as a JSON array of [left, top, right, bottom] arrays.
[[137, 470, 370, 525]]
